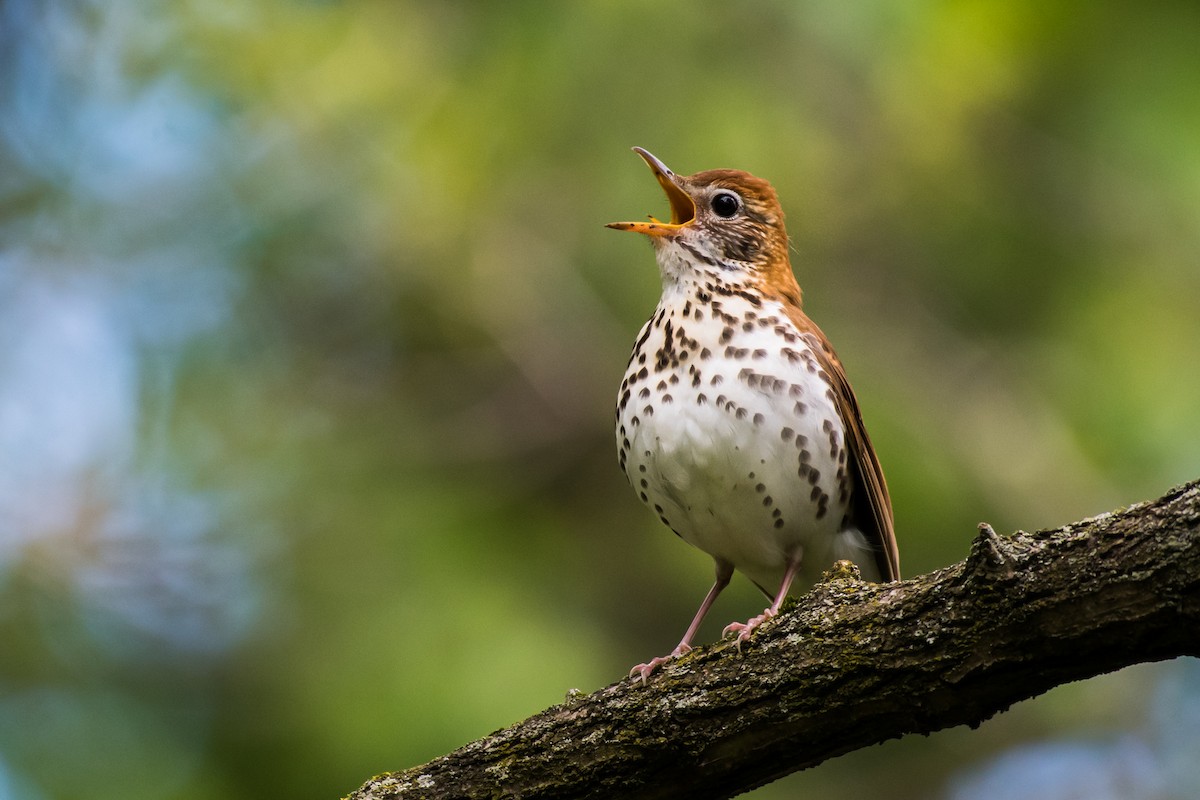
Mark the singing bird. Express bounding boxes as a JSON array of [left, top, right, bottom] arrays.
[[608, 148, 900, 681]]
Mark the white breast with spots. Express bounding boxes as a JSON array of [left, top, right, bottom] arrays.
[[616, 292, 866, 594]]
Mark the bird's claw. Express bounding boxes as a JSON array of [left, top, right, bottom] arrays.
[[629, 643, 692, 683], [722, 610, 776, 651]]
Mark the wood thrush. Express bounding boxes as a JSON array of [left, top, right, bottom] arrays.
[[608, 148, 900, 682]]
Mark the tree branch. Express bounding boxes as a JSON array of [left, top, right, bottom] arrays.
[[348, 479, 1200, 800]]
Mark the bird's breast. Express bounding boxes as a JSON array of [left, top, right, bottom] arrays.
[[616, 290, 856, 587]]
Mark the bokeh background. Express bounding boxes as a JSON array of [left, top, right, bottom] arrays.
[[3, 1, 1199, 798]]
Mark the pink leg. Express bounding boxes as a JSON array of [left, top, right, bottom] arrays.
[[630, 561, 733, 683], [723, 555, 803, 650]]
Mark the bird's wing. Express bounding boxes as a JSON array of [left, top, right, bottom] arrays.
[[795, 324, 900, 582]]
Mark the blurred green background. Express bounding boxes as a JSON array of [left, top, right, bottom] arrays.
[[2, 1, 1199, 798]]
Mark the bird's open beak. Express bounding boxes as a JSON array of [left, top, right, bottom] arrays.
[[606, 147, 695, 237]]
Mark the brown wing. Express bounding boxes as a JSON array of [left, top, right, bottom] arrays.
[[791, 315, 900, 582]]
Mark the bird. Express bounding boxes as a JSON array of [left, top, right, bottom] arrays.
[[607, 147, 900, 682]]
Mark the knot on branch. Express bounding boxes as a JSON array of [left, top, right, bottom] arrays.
[[967, 522, 1018, 580], [802, 559, 871, 612], [823, 558, 864, 584]]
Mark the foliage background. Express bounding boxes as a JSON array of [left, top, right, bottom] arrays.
[[2, 1, 1199, 798]]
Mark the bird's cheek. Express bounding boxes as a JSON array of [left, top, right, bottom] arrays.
[[722, 237, 759, 263]]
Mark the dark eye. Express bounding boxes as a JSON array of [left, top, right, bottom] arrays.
[[710, 192, 741, 218]]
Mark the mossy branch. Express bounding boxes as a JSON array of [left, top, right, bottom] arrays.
[[348, 479, 1200, 800]]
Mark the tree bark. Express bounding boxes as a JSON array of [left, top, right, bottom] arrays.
[[348, 479, 1200, 800]]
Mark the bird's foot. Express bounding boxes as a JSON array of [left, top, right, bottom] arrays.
[[629, 643, 692, 684], [722, 609, 777, 651]]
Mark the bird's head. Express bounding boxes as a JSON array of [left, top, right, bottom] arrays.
[[607, 147, 797, 299]]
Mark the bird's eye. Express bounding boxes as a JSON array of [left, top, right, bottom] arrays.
[[710, 192, 741, 219]]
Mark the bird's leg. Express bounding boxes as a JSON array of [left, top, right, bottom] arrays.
[[723, 555, 803, 650], [630, 561, 733, 683]]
